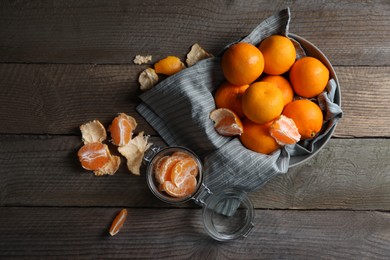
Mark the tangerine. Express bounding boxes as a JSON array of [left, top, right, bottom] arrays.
[[289, 56, 329, 98], [214, 81, 249, 118], [221, 42, 264, 85], [261, 75, 294, 107], [162, 175, 197, 198], [258, 35, 296, 75], [270, 115, 301, 145], [240, 118, 280, 154], [209, 108, 243, 137], [241, 81, 284, 124], [77, 143, 111, 170], [282, 99, 323, 140], [109, 113, 137, 146], [171, 157, 199, 187]]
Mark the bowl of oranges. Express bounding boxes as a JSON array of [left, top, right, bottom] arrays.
[[211, 33, 341, 167]]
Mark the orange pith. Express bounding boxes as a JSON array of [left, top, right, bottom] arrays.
[[282, 99, 323, 140], [214, 81, 249, 118], [77, 143, 111, 170], [289, 56, 329, 98], [258, 35, 296, 75], [221, 42, 264, 85], [270, 115, 301, 145]]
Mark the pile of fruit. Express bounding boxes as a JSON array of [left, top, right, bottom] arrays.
[[210, 35, 329, 154]]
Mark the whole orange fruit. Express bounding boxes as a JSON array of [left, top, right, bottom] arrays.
[[282, 99, 323, 140], [241, 81, 284, 124], [261, 75, 294, 107], [214, 81, 249, 118], [240, 118, 280, 154], [258, 35, 296, 75], [289, 56, 329, 98], [221, 42, 264, 85]]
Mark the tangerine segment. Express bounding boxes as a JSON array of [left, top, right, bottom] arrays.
[[270, 115, 301, 145], [171, 157, 199, 187], [78, 143, 111, 170], [154, 153, 189, 184], [209, 108, 243, 136], [162, 175, 197, 198], [154, 56, 186, 76], [221, 42, 264, 86], [109, 113, 137, 146]]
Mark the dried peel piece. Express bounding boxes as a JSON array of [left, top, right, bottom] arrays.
[[109, 113, 138, 147], [186, 43, 213, 67], [109, 209, 128, 236], [210, 108, 243, 136], [118, 132, 153, 175], [93, 155, 121, 176], [154, 56, 186, 76], [80, 120, 107, 144], [133, 55, 152, 65], [138, 68, 159, 91]]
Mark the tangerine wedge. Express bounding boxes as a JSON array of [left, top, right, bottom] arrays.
[[171, 157, 199, 187], [109, 113, 137, 147], [270, 115, 301, 145], [162, 175, 197, 198], [210, 108, 243, 136], [77, 143, 111, 171], [154, 153, 190, 184]]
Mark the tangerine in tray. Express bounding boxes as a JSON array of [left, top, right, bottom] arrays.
[[212, 34, 328, 154]]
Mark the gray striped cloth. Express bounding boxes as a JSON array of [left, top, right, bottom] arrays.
[[137, 8, 342, 213]]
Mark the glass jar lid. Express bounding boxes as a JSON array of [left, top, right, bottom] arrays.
[[201, 188, 255, 241]]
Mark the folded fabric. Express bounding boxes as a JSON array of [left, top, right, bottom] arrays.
[[137, 8, 343, 212]]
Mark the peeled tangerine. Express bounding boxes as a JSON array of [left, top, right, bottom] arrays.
[[154, 56, 186, 76], [154, 152, 199, 198], [109, 113, 138, 147], [78, 120, 121, 176], [270, 115, 301, 145], [209, 108, 243, 137]]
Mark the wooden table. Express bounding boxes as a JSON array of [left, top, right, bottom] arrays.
[[1, 1, 389, 258]]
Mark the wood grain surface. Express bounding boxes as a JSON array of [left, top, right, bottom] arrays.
[[1, 0, 389, 258], [0, 0, 389, 65], [1, 64, 389, 137], [1, 136, 390, 210], [0, 207, 389, 259]]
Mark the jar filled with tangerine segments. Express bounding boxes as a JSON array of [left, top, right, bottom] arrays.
[[144, 145, 255, 241]]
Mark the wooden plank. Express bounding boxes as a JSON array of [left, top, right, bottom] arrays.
[[0, 207, 389, 258], [333, 66, 390, 138], [0, 63, 156, 135], [1, 64, 389, 137], [2, 136, 390, 210], [0, 0, 389, 65]]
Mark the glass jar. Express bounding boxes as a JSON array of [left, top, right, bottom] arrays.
[[144, 145, 255, 241]]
